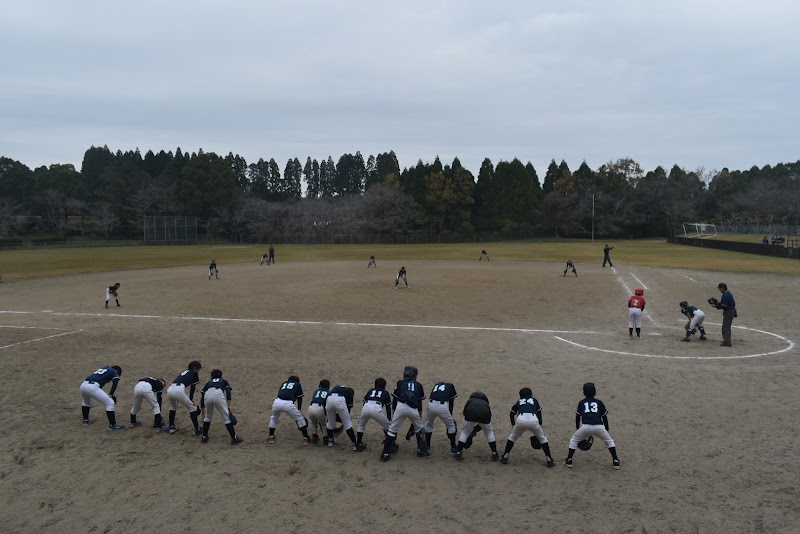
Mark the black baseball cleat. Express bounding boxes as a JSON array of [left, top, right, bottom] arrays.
[[564, 458, 573, 468], [681, 338, 691, 342], [491, 452, 499, 462], [356, 443, 367, 452], [613, 459, 620, 470], [546, 457, 556, 468], [311, 434, 319, 444], [201, 435, 209, 443], [380, 453, 390, 462], [500, 455, 509, 464], [416, 449, 431, 457], [454, 452, 464, 461], [231, 437, 244, 445], [700, 336, 707, 341]]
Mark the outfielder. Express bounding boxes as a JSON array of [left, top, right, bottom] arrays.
[[325, 384, 360, 449], [80, 365, 126, 430], [355, 378, 392, 452], [628, 288, 646, 339], [166, 361, 203, 435], [268, 375, 312, 445], [105, 282, 121, 308], [563, 260, 577, 277], [479, 249, 489, 261], [680, 301, 707, 342], [380, 366, 428, 462], [425, 380, 458, 453], [307, 379, 330, 444], [199, 369, 243, 445], [499, 388, 555, 467], [368, 255, 377, 268], [453, 391, 498, 461], [129, 377, 168, 430], [208, 260, 219, 279], [394, 266, 408, 289], [563, 382, 620, 470]]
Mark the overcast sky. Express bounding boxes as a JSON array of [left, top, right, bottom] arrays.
[[1, 1, 798, 180]]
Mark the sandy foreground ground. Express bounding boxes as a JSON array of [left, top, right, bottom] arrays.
[[0, 258, 798, 534]]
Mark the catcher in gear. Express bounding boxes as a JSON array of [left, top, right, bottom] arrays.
[[563, 382, 620, 470], [680, 301, 707, 342], [105, 282, 121, 308]]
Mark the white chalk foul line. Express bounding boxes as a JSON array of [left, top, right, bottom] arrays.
[[683, 275, 698, 284], [554, 324, 796, 360], [630, 273, 648, 290], [0, 330, 83, 350], [0, 325, 66, 330]]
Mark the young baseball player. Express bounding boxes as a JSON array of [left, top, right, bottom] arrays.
[[425, 380, 458, 453], [394, 266, 408, 289], [324, 384, 359, 449], [355, 378, 392, 452], [128, 377, 169, 430], [603, 244, 614, 267], [628, 288, 646, 339], [368, 255, 377, 268], [199, 369, 243, 445], [564, 382, 620, 470], [453, 391, 498, 461], [307, 379, 330, 444], [268, 375, 312, 445], [479, 249, 489, 261], [166, 361, 203, 435], [80, 365, 126, 430], [680, 301, 707, 342], [208, 260, 219, 279], [563, 260, 577, 277], [499, 387, 555, 467], [380, 366, 428, 462], [105, 282, 121, 308], [260, 253, 269, 266]]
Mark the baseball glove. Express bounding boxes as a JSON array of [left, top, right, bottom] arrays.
[[229, 414, 237, 426], [577, 436, 594, 451], [112, 291, 118, 297], [530, 436, 543, 449], [708, 297, 719, 307], [111, 395, 117, 403]]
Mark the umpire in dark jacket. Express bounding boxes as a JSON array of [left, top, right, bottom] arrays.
[[713, 283, 737, 346]]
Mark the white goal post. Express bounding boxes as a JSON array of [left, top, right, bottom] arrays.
[[683, 222, 717, 239]]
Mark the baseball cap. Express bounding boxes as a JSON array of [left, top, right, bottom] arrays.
[[717, 283, 727, 289]]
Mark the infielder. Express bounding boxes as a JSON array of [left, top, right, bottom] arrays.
[[394, 266, 408, 289], [453, 391, 498, 461], [80, 365, 126, 430], [479, 249, 489, 261], [129, 377, 168, 430], [628, 288, 646, 339], [368, 255, 377, 268], [425, 380, 458, 453], [307, 379, 330, 444], [268, 375, 312, 445], [563, 260, 577, 277], [166, 361, 203, 435], [105, 282, 121, 308], [680, 301, 707, 342], [563, 382, 620, 470], [499, 388, 555, 467], [208, 260, 219, 279], [355, 378, 393, 452], [260, 253, 269, 266], [199, 369, 243, 445], [325, 384, 359, 449], [380, 366, 428, 462]]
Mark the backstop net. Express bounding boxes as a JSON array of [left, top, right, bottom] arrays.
[[682, 222, 718, 239], [144, 216, 198, 244]]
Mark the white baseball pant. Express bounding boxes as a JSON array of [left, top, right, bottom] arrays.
[[689, 310, 705, 330], [325, 394, 353, 431], [569, 424, 615, 448], [507, 413, 547, 443], [203, 388, 231, 424], [307, 404, 326, 434], [628, 307, 643, 328], [425, 400, 456, 433], [80, 381, 115, 411], [167, 384, 197, 412], [270, 398, 307, 428], [459, 420, 495, 443], [357, 401, 390, 433], [387, 402, 424, 437], [130, 381, 160, 416]]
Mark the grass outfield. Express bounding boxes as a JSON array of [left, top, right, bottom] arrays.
[[1, 238, 799, 279]]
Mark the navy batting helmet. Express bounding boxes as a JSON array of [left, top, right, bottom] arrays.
[[403, 366, 418, 379]]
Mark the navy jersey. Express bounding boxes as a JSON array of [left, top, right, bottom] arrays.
[[139, 377, 164, 392], [201, 377, 233, 405], [172, 369, 200, 386], [393, 379, 425, 406], [683, 305, 698, 317], [86, 366, 120, 387], [277, 380, 304, 401], [107, 285, 118, 293], [209, 261, 217, 270], [310, 387, 330, 406], [429, 382, 457, 402], [576, 397, 608, 426], [363, 388, 391, 406], [330, 385, 355, 407], [511, 397, 542, 417], [397, 268, 406, 278]]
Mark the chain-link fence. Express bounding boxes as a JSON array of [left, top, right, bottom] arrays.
[[144, 216, 198, 244]]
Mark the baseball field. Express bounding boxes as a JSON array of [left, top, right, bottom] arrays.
[[1, 240, 798, 534]]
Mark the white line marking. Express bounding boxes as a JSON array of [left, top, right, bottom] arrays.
[[630, 273, 648, 289], [0, 325, 66, 331], [554, 325, 796, 360], [0, 330, 83, 350], [610, 267, 617, 274], [683, 275, 698, 283]]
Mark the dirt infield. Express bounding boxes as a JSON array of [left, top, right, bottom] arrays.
[[1, 259, 798, 533]]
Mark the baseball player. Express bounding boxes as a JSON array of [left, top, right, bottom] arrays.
[[379, 366, 428, 462], [355, 378, 393, 452], [208, 260, 219, 279], [453, 391, 498, 461], [260, 253, 269, 266], [105, 282, 121, 308], [324, 384, 360, 449], [166, 361, 203, 435], [128, 377, 169, 430], [499, 388, 555, 467], [563, 382, 620, 470], [628, 288, 646, 339], [80, 365, 126, 430], [424, 380, 458, 453], [563, 260, 577, 277], [307, 379, 330, 444], [603, 244, 614, 267], [680, 301, 707, 342], [368, 255, 377, 268], [394, 266, 408, 289], [479, 249, 489, 261], [199, 369, 243, 445], [268, 375, 312, 445]]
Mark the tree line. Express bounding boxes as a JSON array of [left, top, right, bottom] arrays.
[[0, 145, 798, 241]]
